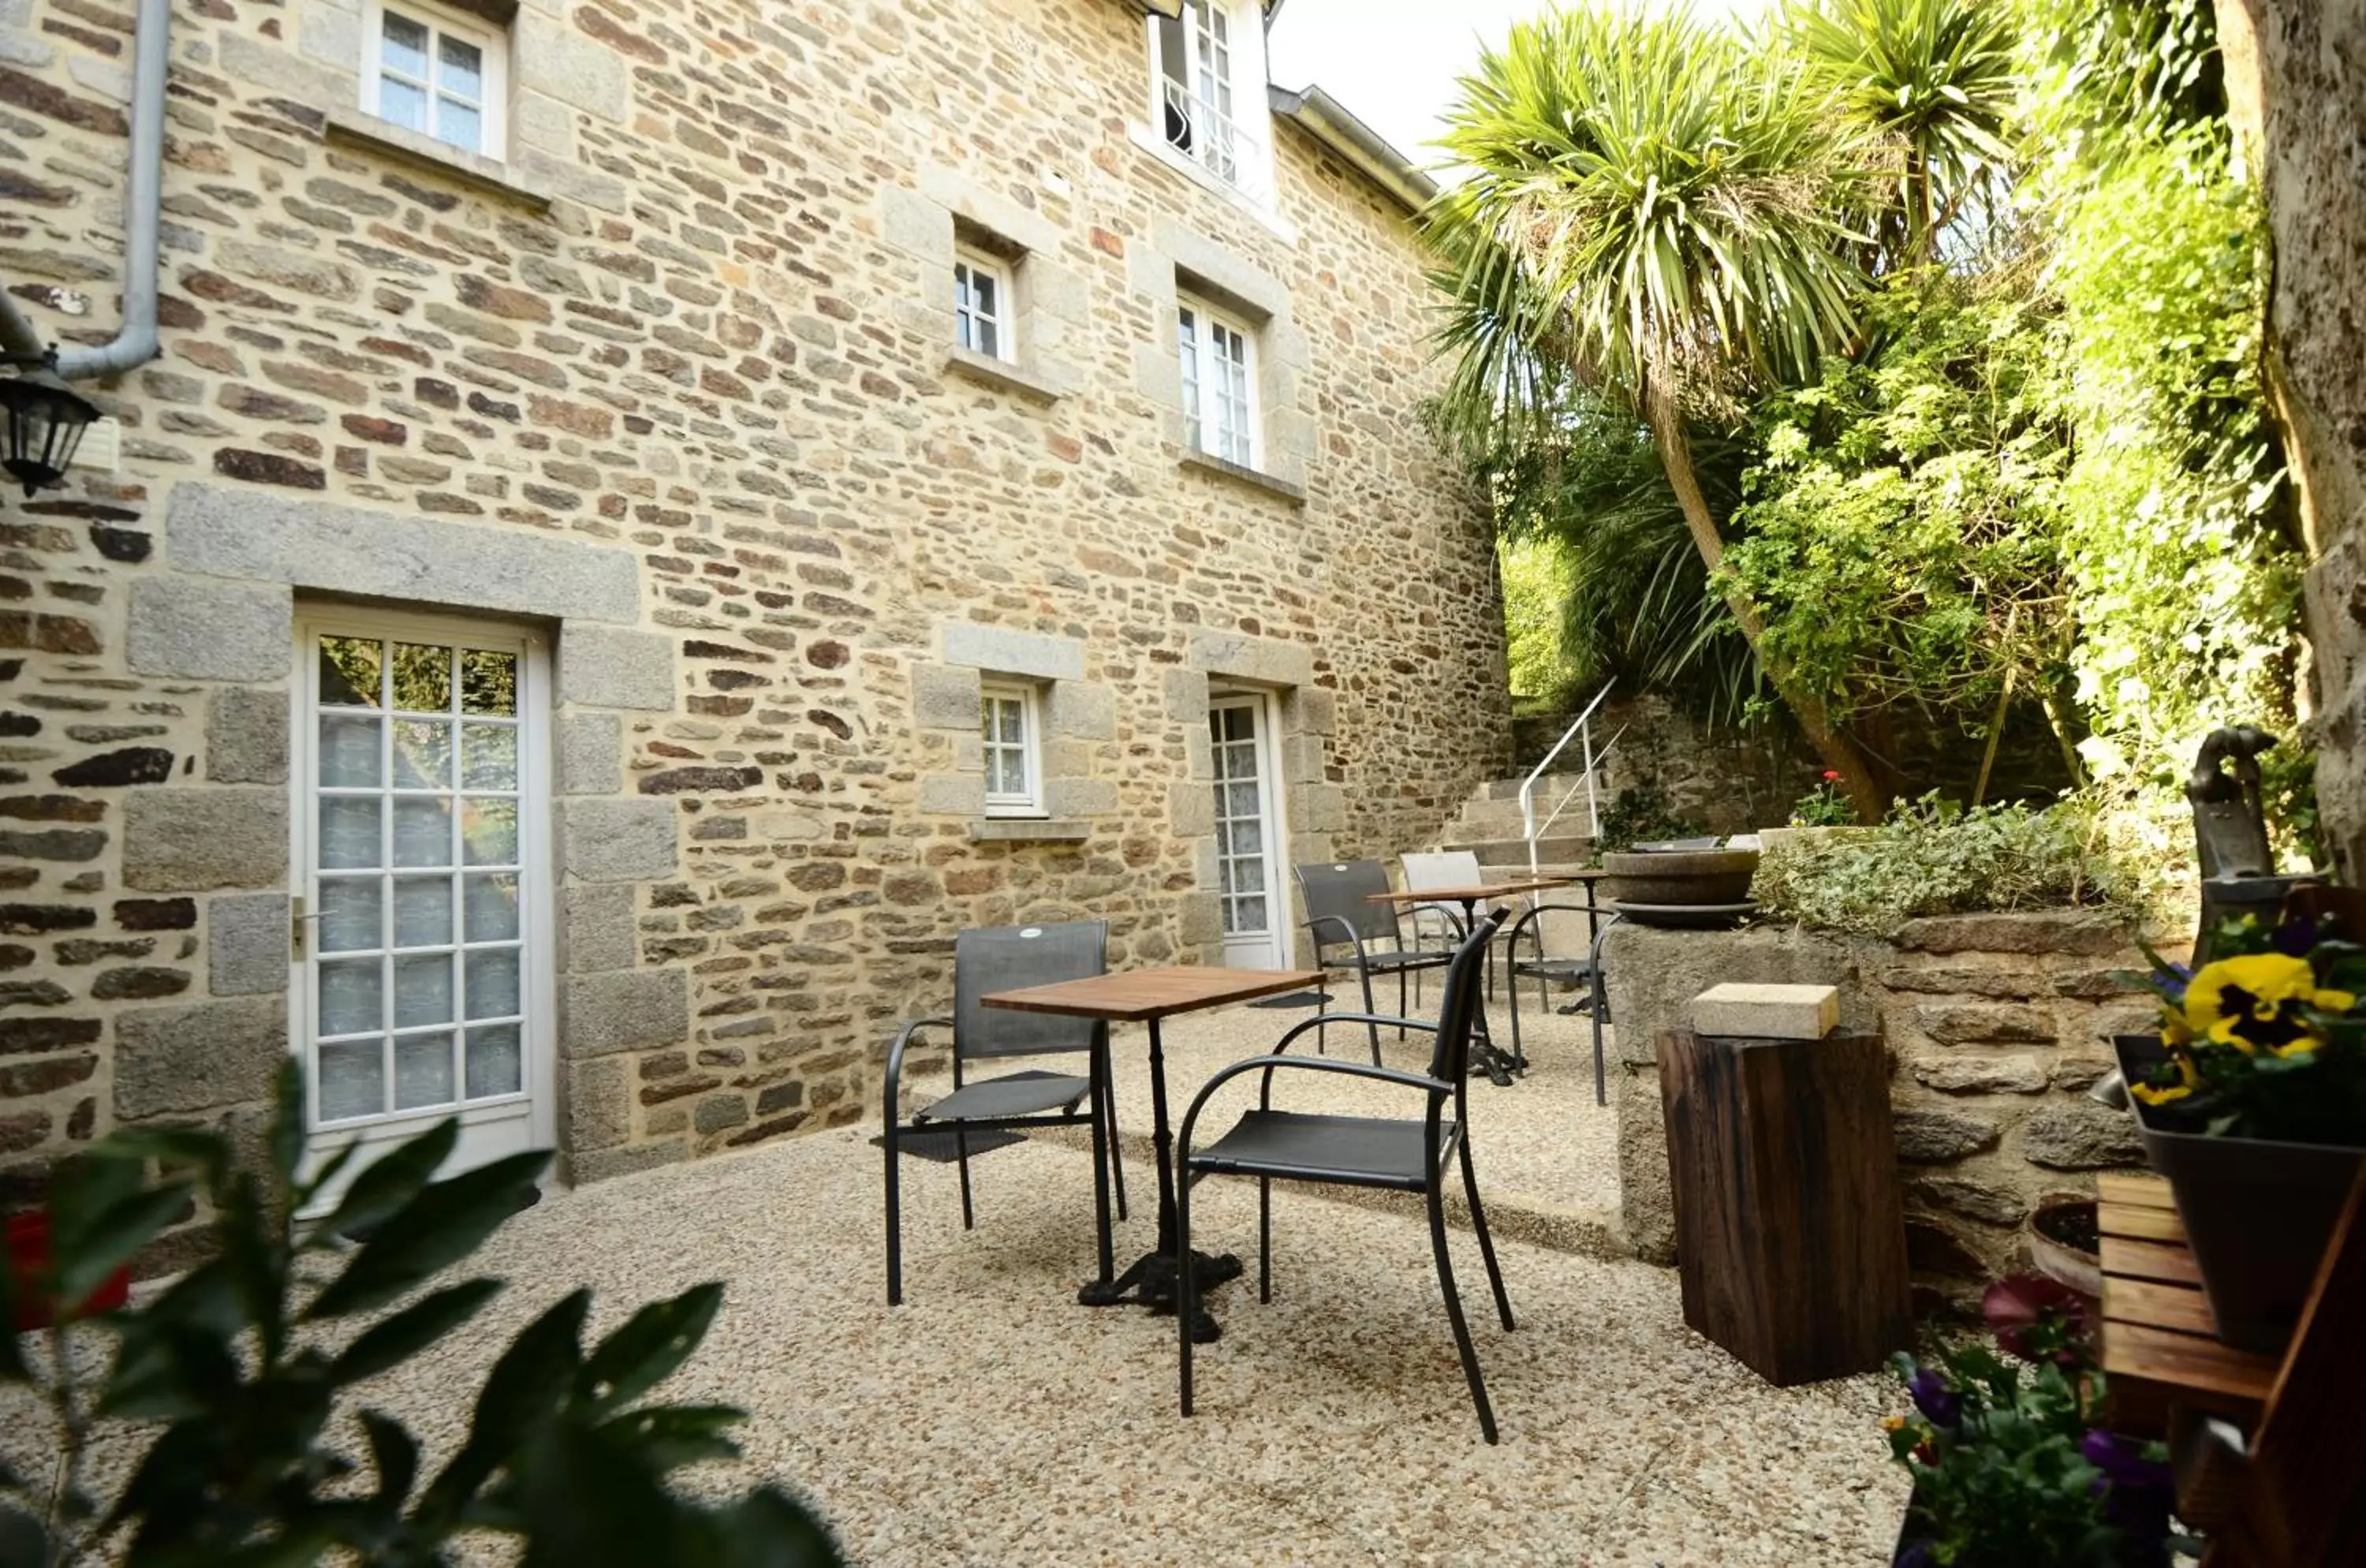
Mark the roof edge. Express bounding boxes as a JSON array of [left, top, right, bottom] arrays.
[[1267, 84, 1438, 215]]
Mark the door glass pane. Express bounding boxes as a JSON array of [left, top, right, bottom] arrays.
[[393, 798, 453, 866], [1231, 820, 1262, 857], [319, 1040, 384, 1122], [1233, 859, 1264, 895], [461, 723, 517, 790], [465, 949, 521, 1019], [319, 958, 383, 1036], [320, 797, 383, 869], [319, 715, 383, 787], [393, 719, 452, 790], [393, 953, 453, 1028], [461, 649, 517, 715], [318, 878, 383, 953], [467, 1023, 523, 1098], [1235, 894, 1266, 932], [465, 873, 520, 941], [393, 877, 452, 948], [394, 1031, 455, 1111], [319, 637, 383, 707], [461, 797, 517, 865], [391, 644, 453, 712]]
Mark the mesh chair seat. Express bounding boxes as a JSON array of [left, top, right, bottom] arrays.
[[1190, 1108, 1461, 1190], [1510, 956, 1595, 984], [916, 1068, 1092, 1125]]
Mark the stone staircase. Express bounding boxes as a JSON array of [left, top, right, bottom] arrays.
[[1435, 769, 1599, 868]]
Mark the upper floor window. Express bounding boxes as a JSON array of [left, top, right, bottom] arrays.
[[1151, 2, 1265, 199], [363, 0, 508, 159], [953, 248, 1011, 363], [1177, 296, 1257, 469], [981, 681, 1044, 818]]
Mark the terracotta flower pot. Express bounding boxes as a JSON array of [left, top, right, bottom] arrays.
[[2024, 1197, 2103, 1303], [2113, 1035, 2366, 1353]]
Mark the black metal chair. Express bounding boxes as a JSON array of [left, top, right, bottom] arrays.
[[1174, 909, 1517, 1443], [882, 920, 1126, 1305], [1501, 885, 1607, 1081], [1293, 860, 1454, 1066]]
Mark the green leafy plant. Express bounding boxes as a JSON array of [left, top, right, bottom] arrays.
[[1789, 773, 1860, 827], [1887, 1278, 2175, 1566], [0, 1065, 838, 1568], [1752, 793, 2132, 935]]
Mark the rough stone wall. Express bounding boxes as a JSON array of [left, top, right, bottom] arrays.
[[0, 0, 1507, 1205], [1603, 913, 2154, 1313], [2224, 1, 2366, 877]]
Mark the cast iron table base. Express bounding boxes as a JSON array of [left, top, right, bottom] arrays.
[[1080, 1247, 1243, 1342]]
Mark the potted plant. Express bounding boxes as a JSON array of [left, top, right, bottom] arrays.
[[1886, 1278, 2177, 1567], [2118, 912, 2366, 1352]]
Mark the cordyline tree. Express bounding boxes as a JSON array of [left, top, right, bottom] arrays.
[[1423, 0, 2022, 819]]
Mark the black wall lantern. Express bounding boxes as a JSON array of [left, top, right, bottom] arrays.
[[0, 352, 103, 498]]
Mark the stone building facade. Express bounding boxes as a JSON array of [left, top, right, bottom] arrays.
[[0, 0, 1508, 1202]]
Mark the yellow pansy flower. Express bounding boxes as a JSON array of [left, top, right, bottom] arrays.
[[2179, 954, 2351, 1058]]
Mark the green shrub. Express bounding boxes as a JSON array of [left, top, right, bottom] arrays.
[[1752, 793, 2136, 935]]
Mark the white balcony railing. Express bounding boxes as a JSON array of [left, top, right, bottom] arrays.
[[1159, 77, 1271, 206]]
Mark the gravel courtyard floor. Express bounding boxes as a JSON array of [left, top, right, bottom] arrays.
[[7, 992, 1910, 1565]]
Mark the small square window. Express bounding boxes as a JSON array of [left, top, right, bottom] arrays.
[[980, 682, 1043, 817], [364, 0, 508, 160], [954, 250, 1013, 363], [1177, 294, 1257, 469]]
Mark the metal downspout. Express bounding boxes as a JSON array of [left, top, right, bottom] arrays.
[[48, 0, 169, 380]]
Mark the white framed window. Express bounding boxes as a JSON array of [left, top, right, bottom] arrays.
[[953, 249, 1012, 363], [362, 0, 508, 159], [294, 609, 552, 1163], [1177, 295, 1258, 468], [1148, 1, 1265, 196], [980, 681, 1044, 818]]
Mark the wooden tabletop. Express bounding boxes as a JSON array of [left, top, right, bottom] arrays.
[[1368, 878, 1574, 905], [980, 965, 1328, 1022], [2099, 1171, 2278, 1428]]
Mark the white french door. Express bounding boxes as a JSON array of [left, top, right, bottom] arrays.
[[291, 609, 554, 1204], [1210, 693, 1289, 969]]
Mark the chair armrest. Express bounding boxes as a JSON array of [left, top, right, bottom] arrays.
[[1270, 1011, 1438, 1054], [1179, 1054, 1454, 1163], [883, 1016, 956, 1129], [1502, 902, 1600, 944]]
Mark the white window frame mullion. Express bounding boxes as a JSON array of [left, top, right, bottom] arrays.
[[980, 681, 1045, 819], [1177, 293, 1260, 470], [953, 248, 1013, 364], [360, 0, 509, 160]]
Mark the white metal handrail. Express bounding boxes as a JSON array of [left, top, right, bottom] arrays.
[[1160, 78, 1271, 203], [1520, 682, 1618, 879]]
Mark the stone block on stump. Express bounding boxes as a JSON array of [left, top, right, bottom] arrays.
[[1689, 982, 1838, 1040], [1658, 1028, 1913, 1385]]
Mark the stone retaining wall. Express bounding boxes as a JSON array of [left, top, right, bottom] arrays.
[[1602, 912, 2156, 1312]]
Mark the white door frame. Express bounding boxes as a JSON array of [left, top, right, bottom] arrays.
[[288, 604, 557, 1201], [1210, 687, 1293, 969]]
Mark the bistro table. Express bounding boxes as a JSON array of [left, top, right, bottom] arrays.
[[1368, 876, 1575, 1086], [983, 964, 1325, 1343]]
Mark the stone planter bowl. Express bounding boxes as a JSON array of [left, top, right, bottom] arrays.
[[1602, 847, 1760, 908]]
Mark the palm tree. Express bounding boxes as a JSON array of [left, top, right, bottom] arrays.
[[1781, 0, 2019, 266], [1426, 5, 1887, 816]]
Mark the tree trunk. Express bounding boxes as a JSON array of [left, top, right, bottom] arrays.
[[1645, 392, 1888, 822]]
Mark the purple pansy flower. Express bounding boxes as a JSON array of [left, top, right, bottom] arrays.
[[1907, 1366, 1960, 1429]]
